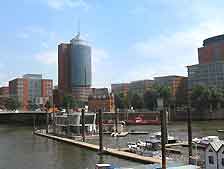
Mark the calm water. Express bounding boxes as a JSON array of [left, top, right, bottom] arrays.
[[0, 121, 224, 169], [0, 125, 138, 169]]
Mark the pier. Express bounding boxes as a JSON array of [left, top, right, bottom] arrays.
[[34, 131, 161, 164]]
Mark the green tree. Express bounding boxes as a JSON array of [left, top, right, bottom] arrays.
[[5, 98, 20, 110], [191, 85, 209, 111], [62, 95, 79, 109], [143, 90, 157, 110], [131, 93, 144, 109], [154, 84, 171, 107], [114, 93, 125, 109]]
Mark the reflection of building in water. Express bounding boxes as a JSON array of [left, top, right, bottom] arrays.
[[55, 112, 96, 135]]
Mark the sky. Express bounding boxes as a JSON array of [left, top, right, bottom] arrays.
[[1, 0, 224, 88]]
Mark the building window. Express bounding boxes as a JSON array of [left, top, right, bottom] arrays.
[[222, 158, 224, 166], [209, 156, 214, 164], [209, 149, 213, 152]]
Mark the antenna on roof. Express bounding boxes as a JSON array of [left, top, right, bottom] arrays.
[[76, 18, 81, 39]]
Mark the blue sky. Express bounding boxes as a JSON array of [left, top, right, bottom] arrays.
[[1, 0, 224, 87]]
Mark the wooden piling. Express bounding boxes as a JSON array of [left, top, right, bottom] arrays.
[[98, 109, 103, 153], [81, 108, 85, 142], [160, 109, 166, 169], [188, 107, 193, 164]]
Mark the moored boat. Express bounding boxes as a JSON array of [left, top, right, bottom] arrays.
[[193, 135, 220, 146], [149, 132, 178, 144], [126, 115, 160, 125]]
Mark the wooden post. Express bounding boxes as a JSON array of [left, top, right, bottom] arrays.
[[66, 104, 70, 136], [164, 109, 168, 144], [98, 109, 103, 153], [115, 109, 118, 133], [160, 109, 166, 169], [53, 104, 56, 134], [33, 115, 36, 133], [81, 108, 85, 142], [46, 111, 49, 133], [188, 107, 193, 164]]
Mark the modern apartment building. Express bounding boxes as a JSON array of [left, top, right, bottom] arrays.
[[129, 80, 155, 95], [111, 83, 129, 96], [188, 34, 224, 89], [9, 74, 53, 110], [154, 75, 188, 99], [58, 33, 92, 103]]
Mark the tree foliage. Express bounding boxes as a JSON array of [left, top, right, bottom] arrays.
[[114, 93, 126, 109], [5, 98, 20, 110], [131, 93, 144, 109], [143, 90, 157, 110], [62, 95, 81, 109]]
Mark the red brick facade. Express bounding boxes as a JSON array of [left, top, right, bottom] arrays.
[[0, 87, 9, 97], [198, 42, 224, 64], [58, 43, 71, 93], [88, 95, 115, 112]]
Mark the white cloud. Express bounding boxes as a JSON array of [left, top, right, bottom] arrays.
[[35, 50, 57, 64], [91, 47, 112, 87], [131, 20, 224, 79], [46, 0, 89, 10]]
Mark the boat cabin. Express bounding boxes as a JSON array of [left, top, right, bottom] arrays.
[[55, 112, 96, 135]]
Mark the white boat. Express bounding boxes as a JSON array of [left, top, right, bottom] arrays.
[[95, 164, 118, 169], [193, 135, 220, 145], [149, 132, 178, 144], [111, 132, 129, 137]]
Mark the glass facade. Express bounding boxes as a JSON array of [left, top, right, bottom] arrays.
[[70, 39, 91, 87], [188, 62, 224, 89]]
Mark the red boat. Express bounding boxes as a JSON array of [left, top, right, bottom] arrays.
[[126, 115, 160, 125]]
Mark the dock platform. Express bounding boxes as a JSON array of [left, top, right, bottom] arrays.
[[34, 131, 161, 164]]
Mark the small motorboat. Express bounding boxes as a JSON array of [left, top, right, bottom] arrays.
[[149, 132, 178, 144], [193, 136, 220, 146], [111, 132, 129, 137], [95, 164, 119, 169], [217, 129, 224, 133]]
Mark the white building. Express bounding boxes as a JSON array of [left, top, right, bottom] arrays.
[[205, 141, 224, 169]]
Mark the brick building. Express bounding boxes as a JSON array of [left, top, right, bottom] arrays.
[[0, 86, 9, 109], [111, 83, 129, 96], [129, 80, 155, 95], [9, 74, 53, 111], [154, 76, 188, 100], [88, 88, 115, 112], [188, 34, 224, 89], [0, 87, 9, 98]]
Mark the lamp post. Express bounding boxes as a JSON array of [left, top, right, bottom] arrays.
[[157, 97, 166, 169]]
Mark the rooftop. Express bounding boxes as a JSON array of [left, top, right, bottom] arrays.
[[203, 34, 224, 46]]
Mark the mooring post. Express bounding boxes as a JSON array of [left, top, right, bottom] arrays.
[[53, 104, 56, 134], [164, 109, 168, 144], [160, 109, 166, 169], [98, 109, 103, 153], [115, 108, 118, 133], [188, 106, 193, 164], [46, 111, 49, 134], [33, 115, 36, 133], [81, 108, 85, 142]]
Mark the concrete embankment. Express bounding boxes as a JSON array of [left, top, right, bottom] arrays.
[[34, 131, 161, 164]]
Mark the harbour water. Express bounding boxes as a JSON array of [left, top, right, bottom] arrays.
[[0, 121, 224, 169]]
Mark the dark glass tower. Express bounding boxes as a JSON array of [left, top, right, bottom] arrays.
[[70, 35, 92, 87]]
